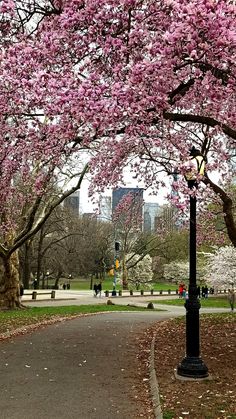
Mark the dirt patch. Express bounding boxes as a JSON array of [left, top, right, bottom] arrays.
[[150, 314, 236, 419]]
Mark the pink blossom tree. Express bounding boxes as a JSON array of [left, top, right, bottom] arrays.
[[0, 0, 236, 308], [113, 192, 143, 288], [86, 0, 236, 244]]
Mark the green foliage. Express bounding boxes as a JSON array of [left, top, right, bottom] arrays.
[[163, 412, 175, 419], [151, 230, 189, 263]]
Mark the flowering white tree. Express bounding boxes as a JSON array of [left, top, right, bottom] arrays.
[[126, 254, 153, 289], [163, 261, 189, 284], [205, 246, 236, 290]]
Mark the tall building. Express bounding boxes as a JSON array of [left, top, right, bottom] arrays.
[[112, 187, 144, 217], [64, 191, 80, 215], [143, 210, 152, 232], [154, 204, 176, 232], [98, 196, 112, 222], [143, 203, 160, 232]]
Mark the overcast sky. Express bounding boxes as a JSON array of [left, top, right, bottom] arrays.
[[79, 177, 170, 213]]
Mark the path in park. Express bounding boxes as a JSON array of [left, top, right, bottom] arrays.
[[22, 289, 230, 316], [1, 292, 229, 419], [0, 311, 173, 419]]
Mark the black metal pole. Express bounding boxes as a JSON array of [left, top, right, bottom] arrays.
[[177, 180, 208, 378]]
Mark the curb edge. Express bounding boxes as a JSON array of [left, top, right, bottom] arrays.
[[149, 334, 163, 419]]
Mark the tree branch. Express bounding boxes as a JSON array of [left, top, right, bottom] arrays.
[[9, 163, 89, 255], [163, 112, 236, 140], [203, 174, 236, 247]]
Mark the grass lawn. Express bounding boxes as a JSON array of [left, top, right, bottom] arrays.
[[0, 304, 160, 336], [68, 279, 178, 291], [151, 296, 230, 308]]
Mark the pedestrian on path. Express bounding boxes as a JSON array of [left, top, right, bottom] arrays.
[[93, 283, 98, 297], [228, 289, 235, 312], [97, 282, 102, 297]]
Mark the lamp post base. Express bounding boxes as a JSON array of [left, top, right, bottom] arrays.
[[177, 356, 209, 379]]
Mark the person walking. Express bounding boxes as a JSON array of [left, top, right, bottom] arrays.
[[178, 284, 183, 298], [93, 283, 98, 297], [228, 289, 235, 312], [97, 282, 102, 297]]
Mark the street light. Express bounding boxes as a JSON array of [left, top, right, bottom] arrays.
[[177, 146, 209, 379], [46, 271, 49, 289]]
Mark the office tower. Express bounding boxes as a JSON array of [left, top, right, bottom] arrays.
[[154, 204, 176, 233], [143, 203, 160, 232], [112, 187, 144, 216], [98, 196, 112, 222], [64, 190, 80, 215]]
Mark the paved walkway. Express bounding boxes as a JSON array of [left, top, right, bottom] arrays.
[[22, 289, 230, 316], [1, 290, 227, 418], [0, 311, 172, 419]]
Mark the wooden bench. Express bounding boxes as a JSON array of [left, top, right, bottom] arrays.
[[23, 290, 56, 300]]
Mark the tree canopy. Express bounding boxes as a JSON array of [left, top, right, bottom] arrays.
[[1, 0, 236, 241], [0, 0, 236, 307]]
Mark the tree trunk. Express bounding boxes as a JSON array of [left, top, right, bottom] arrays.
[[122, 257, 128, 289], [36, 228, 45, 289], [0, 252, 21, 309], [204, 175, 236, 247], [19, 241, 32, 289], [54, 270, 63, 289]]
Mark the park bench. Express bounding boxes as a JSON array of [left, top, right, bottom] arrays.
[[23, 290, 56, 300]]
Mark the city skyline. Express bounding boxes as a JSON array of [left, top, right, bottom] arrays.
[[79, 179, 169, 214]]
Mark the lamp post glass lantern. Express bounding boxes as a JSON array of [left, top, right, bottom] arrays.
[[46, 271, 49, 289], [177, 147, 209, 379]]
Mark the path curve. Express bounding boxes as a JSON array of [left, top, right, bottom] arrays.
[[0, 311, 173, 419]]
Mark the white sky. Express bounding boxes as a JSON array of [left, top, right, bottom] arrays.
[[79, 169, 222, 213], [79, 177, 170, 213]]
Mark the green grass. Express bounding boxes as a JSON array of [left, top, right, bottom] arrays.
[[68, 279, 178, 291], [163, 412, 175, 419], [151, 296, 230, 308], [0, 304, 160, 335]]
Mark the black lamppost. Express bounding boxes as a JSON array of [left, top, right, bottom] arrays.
[[177, 146, 209, 379]]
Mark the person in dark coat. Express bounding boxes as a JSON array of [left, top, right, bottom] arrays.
[[97, 282, 102, 297], [93, 283, 98, 297], [228, 289, 235, 312]]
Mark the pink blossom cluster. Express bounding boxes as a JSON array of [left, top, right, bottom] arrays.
[[0, 0, 235, 240]]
